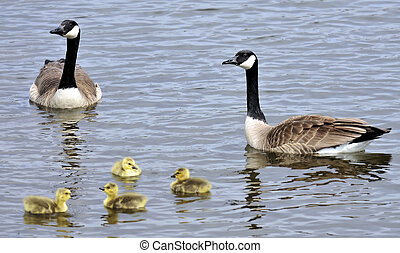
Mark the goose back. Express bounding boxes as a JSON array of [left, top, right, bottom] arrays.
[[171, 178, 212, 194], [30, 59, 101, 107], [261, 115, 390, 154], [106, 193, 148, 209], [23, 196, 57, 214]]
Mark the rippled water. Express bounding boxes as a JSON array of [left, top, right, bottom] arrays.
[[1, 0, 399, 237]]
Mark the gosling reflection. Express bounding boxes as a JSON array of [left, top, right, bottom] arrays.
[[101, 208, 146, 226], [23, 212, 73, 227], [173, 193, 211, 205], [111, 174, 140, 185]]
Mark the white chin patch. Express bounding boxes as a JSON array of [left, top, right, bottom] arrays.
[[64, 25, 80, 39], [239, 55, 256, 70]]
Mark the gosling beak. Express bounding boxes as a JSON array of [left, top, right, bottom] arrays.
[[133, 165, 139, 170], [171, 174, 176, 178], [50, 25, 64, 36], [99, 187, 105, 191], [222, 56, 238, 65]]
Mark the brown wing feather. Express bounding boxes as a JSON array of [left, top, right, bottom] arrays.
[[267, 115, 370, 153], [34, 61, 63, 96], [34, 60, 97, 101], [74, 65, 97, 101]]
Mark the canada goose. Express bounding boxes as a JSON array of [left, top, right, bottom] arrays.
[[111, 157, 142, 177], [23, 188, 71, 214], [100, 182, 148, 210], [222, 50, 391, 154], [30, 20, 102, 108], [170, 168, 212, 194]]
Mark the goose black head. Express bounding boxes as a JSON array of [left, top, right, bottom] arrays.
[[50, 20, 80, 39], [222, 50, 257, 70]]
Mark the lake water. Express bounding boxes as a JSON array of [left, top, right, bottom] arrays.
[[0, 0, 399, 238]]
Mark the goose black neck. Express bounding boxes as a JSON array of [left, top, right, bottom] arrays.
[[59, 34, 80, 89], [245, 60, 266, 122]]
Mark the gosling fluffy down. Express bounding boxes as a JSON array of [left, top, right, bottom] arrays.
[[111, 157, 142, 177], [23, 188, 71, 214], [170, 168, 212, 194], [100, 182, 148, 210]]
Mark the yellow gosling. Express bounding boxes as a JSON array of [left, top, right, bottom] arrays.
[[111, 157, 142, 177], [23, 188, 71, 214], [100, 182, 148, 210], [170, 168, 212, 194]]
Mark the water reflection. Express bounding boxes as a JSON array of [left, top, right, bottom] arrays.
[[23, 212, 73, 228], [101, 208, 146, 226], [173, 193, 211, 206], [237, 145, 392, 230], [111, 174, 140, 187], [34, 106, 98, 186], [245, 145, 392, 182]]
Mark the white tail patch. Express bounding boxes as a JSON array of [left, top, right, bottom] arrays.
[[317, 141, 372, 155], [64, 25, 80, 39], [48, 88, 88, 108], [239, 55, 256, 70]]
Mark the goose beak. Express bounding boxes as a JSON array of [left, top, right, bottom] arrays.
[[222, 56, 238, 65], [171, 174, 176, 178], [99, 187, 105, 191], [50, 25, 64, 36]]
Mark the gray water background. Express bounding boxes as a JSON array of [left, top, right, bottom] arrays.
[[0, 0, 399, 237]]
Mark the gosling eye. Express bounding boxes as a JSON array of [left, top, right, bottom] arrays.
[[106, 186, 110, 189], [65, 192, 69, 195]]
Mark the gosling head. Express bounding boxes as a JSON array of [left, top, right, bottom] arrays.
[[100, 182, 118, 196], [171, 167, 190, 181], [121, 157, 141, 172], [222, 50, 258, 70], [55, 188, 71, 203], [50, 20, 80, 40]]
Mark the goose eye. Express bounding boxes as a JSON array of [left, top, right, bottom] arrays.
[[106, 186, 110, 189]]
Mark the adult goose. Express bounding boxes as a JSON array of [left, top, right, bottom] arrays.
[[30, 20, 102, 108], [222, 50, 390, 154]]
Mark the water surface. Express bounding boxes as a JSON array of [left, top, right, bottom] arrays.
[[0, 0, 399, 237]]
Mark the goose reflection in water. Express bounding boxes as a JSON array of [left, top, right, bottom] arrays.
[[245, 145, 392, 182], [36, 105, 98, 172], [236, 145, 392, 230]]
